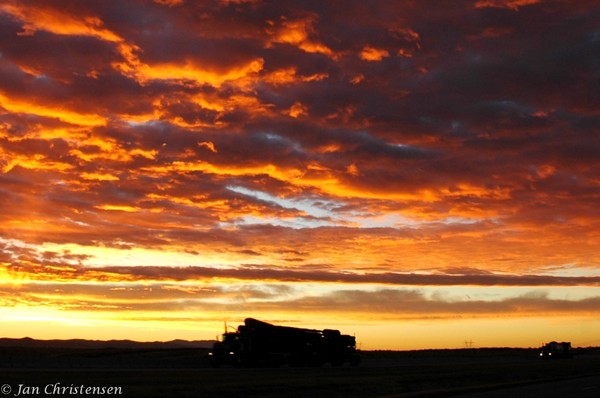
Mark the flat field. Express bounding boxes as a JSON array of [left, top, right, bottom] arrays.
[[1, 347, 599, 397]]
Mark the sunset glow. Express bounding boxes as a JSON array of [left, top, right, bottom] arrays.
[[1, 0, 599, 350]]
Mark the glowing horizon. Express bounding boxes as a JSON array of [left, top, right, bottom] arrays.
[[1, 0, 599, 350]]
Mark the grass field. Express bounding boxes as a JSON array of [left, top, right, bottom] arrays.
[[1, 347, 599, 397]]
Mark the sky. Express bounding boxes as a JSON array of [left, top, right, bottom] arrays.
[[0, 0, 599, 350]]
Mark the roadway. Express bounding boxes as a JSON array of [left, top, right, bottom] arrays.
[[451, 374, 600, 398]]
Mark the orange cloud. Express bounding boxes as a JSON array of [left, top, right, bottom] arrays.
[[198, 141, 218, 153], [287, 102, 308, 118], [0, 93, 107, 127], [153, 0, 184, 6], [0, 2, 121, 42], [474, 0, 542, 10], [267, 16, 334, 57], [1, 153, 72, 174], [360, 46, 390, 62], [119, 57, 265, 88], [262, 67, 328, 86]]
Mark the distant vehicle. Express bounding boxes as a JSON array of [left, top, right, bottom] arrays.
[[208, 318, 360, 367], [539, 341, 573, 359]]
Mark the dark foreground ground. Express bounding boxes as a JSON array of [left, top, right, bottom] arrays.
[[1, 344, 599, 397]]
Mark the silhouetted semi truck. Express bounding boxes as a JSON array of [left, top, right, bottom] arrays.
[[539, 341, 573, 359], [209, 318, 360, 367]]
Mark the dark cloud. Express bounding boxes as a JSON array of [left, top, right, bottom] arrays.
[[280, 288, 600, 316], [2, 277, 599, 317], [5, 258, 600, 287]]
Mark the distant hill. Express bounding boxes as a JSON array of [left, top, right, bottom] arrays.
[[0, 337, 216, 349]]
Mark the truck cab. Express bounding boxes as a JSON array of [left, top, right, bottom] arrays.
[[208, 332, 242, 367]]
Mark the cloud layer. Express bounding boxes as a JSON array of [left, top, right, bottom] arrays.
[[1, 0, 599, 344]]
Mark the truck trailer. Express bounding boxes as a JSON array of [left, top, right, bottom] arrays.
[[209, 318, 360, 367]]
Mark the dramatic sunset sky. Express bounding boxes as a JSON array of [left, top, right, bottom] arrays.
[[1, 0, 599, 350]]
